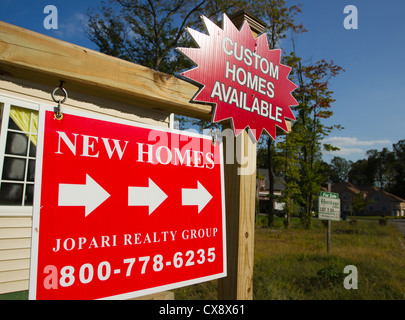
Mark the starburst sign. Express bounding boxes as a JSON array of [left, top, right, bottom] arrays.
[[178, 14, 298, 142]]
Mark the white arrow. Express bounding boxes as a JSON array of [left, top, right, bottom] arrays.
[[182, 181, 212, 214], [128, 178, 168, 215], [58, 174, 111, 217]]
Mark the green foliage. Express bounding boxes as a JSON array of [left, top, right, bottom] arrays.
[[347, 139, 405, 199], [250, 0, 306, 49], [257, 55, 344, 229], [86, 0, 246, 73], [351, 192, 366, 215], [252, 2, 327, 229], [290, 58, 344, 228], [316, 263, 345, 287], [328, 156, 351, 183], [391, 140, 405, 198]]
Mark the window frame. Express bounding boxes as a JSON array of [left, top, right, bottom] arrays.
[[0, 94, 40, 216]]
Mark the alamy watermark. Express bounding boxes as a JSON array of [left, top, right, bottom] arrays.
[[343, 5, 358, 30], [142, 127, 256, 176], [43, 5, 58, 30], [343, 265, 358, 289]]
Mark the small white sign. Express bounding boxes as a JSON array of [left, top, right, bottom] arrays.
[[318, 193, 341, 221]]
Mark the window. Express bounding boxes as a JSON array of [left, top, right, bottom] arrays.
[[0, 99, 39, 209]]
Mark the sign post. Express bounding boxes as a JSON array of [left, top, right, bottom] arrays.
[[29, 107, 226, 300], [318, 189, 341, 253]]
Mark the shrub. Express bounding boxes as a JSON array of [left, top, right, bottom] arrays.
[[316, 263, 345, 287]]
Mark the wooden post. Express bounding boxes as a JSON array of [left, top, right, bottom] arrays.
[[327, 220, 331, 253], [218, 10, 266, 300], [218, 128, 257, 299]]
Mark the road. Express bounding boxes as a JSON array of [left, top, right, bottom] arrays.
[[389, 219, 405, 238], [389, 219, 405, 252]]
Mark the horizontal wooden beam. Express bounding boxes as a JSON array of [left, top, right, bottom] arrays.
[[0, 21, 290, 133], [0, 21, 211, 120]]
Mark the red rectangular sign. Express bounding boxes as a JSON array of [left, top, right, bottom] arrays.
[[29, 106, 226, 300]]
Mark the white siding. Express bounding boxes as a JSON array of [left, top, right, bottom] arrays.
[[0, 216, 31, 294]]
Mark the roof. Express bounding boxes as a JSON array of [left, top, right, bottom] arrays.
[[364, 186, 405, 202], [331, 182, 405, 202], [331, 182, 363, 195]]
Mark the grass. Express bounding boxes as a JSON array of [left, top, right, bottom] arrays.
[[174, 217, 405, 300], [2, 217, 403, 300]]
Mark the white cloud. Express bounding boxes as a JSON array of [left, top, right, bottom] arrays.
[[323, 137, 391, 147], [53, 12, 88, 39], [322, 137, 392, 161]]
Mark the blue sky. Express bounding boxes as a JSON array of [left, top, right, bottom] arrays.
[[286, 0, 405, 162], [0, 0, 404, 163]]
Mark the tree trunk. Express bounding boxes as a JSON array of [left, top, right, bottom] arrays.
[[267, 138, 275, 227]]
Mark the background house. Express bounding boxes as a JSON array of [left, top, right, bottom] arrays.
[[330, 182, 405, 217], [257, 169, 285, 214]]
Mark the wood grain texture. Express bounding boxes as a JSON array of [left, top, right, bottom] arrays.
[[0, 21, 211, 120], [218, 128, 256, 300]]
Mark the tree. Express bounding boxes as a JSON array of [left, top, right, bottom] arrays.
[[366, 148, 396, 190], [349, 159, 373, 186], [292, 58, 344, 228], [250, 0, 306, 227], [250, 0, 306, 49], [252, 4, 343, 228], [274, 132, 301, 227], [347, 140, 405, 199], [266, 138, 276, 227], [86, 0, 246, 73], [329, 156, 351, 183], [351, 192, 366, 216], [349, 147, 397, 190], [390, 140, 405, 198]]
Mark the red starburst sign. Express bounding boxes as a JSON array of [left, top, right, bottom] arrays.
[[178, 14, 298, 142]]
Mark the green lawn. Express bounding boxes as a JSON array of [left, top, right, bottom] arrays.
[[175, 217, 405, 300], [2, 217, 404, 300]]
